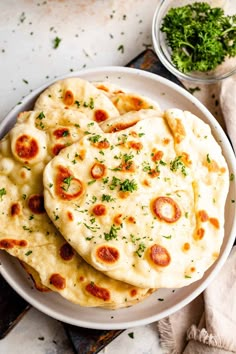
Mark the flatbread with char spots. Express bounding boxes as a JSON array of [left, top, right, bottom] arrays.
[[100, 109, 163, 133], [34, 78, 120, 123], [43, 111, 229, 289], [0, 109, 153, 308], [94, 81, 161, 115]]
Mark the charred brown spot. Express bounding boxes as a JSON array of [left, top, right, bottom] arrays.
[[77, 149, 86, 160], [60, 243, 74, 261], [67, 211, 74, 221], [182, 242, 190, 251], [142, 179, 151, 187], [109, 121, 138, 133], [63, 90, 74, 106], [0, 239, 27, 249], [79, 276, 84, 282], [130, 289, 138, 297], [129, 96, 147, 110], [91, 163, 106, 179], [55, 165, 83, 200], [119, 191, 130, 199], [175, 119, 186, 144], [163, 138, 170, 145], [94, 109, 108, 123], [85, 282, 110, 301], [212, 252, 219, 260], [203, 159, 221, 173], [53, 128, 70, 139], [130, 131, 138, 137], [15, 134, 39, 160], [209, 217, 220, 229], [28, 194, 45, 214], [94, 140, 110, 149], [92, 204, 106, 216], [198, 210, 209, 222], [49, 273, 66, 290], [52, 143, 66, 156], [96, 84, 109, 92], [113, 213, 122, 225], [128, 141, 143, 151], [190, 267, 196, 272], [151, 150, 164, 162], [150, 244, 171, 267], [96, 246, 120, 264], [11, 203, 21, 216], [149, 169, 160, 178], [127, 216, 136, 224], [195, 228, 205, 240], [152, 196, 181, 223], [220, 167, 226, 173], [181, 152, 192, 166], [118, 161, 136, 173], [20, 171, 27, 179]]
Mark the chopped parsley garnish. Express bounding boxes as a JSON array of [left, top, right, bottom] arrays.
[[109, 176, 121, 190], [88, 180, 96, 185], [62, 176, 74, 191], [119, 179, 138, 193], [117, 44, 124, 53], [128, 332, 134, 339], [83, 223, 100, 232], [88, 135, 101, 143], [74, 100, 80, 107], [162, 235, 172, 239], [230, 173, 234, 181], [104, 225, 120, 241], [206, 154, 211, 163], [37, 112, 45, 120], [62, 130, 69, 137], [161, 2, 236, 73], [25, 250, 32, 256], [170, 156, 187, 176], [135, 242, 146, 258], [0, 188, 6, 201], [23, 225, 32, 232], [123, 153, 134, 163], [102, 177, 109, 184], [102, 194, 115, 202], [142, 161, 151, 172], [53, 36, 62, 49]]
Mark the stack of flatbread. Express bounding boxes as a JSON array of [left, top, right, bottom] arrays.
[[0, 77, 229, 309]]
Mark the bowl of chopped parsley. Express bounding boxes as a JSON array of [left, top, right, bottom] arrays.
[[152, 0, 236, 83]]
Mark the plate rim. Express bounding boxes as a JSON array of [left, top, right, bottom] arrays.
[[0, 66, 235, 329]]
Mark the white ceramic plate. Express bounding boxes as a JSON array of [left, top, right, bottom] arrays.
[[0, 67, 235, 330]]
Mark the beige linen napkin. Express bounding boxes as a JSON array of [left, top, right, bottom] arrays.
[[157, 247, 236, 354]]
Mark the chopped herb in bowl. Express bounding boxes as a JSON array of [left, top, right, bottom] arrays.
[[160, 2, 236, 73], [152, 0, 236, 82]]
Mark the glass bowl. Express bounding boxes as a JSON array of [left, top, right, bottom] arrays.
[[152, 0, 236, 83]]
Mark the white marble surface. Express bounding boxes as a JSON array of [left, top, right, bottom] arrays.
[[0, 0, 164, 353]]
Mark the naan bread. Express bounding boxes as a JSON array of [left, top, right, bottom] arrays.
[[44, 110, 229, 289], [34, 78, 120, 122], [0, 109, 153, 308], [94, 81, 161, 115], [100, 109, 163, 133]]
